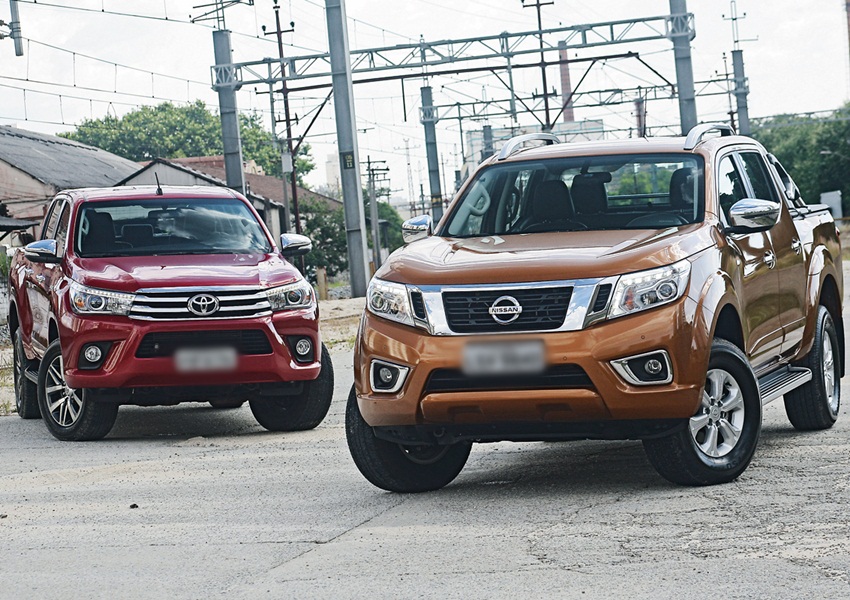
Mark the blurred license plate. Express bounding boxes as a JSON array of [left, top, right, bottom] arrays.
[[174, 347, 238, 373], [462, 340, 545, 376]]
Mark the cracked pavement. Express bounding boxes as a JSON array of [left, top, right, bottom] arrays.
[[2, 340, 850, 598]]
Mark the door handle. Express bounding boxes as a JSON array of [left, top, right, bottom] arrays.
[[764, 251, 776, 269], [791, 238, 803, 255], [35, 274, 46, 283], [23, 267, 33, 276]]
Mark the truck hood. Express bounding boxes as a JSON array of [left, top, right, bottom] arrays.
[[377, 223, 716, 285], [68, 253, 301, 293]]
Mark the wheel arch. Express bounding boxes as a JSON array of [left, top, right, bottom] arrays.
[[819, 274, 845, 377]]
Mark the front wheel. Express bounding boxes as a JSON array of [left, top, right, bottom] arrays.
[[346, 385, 471, 493], [37, 341, 118, 441], [249, 343, 334, 431], [784, 306, 841, 430], [643, 338, 762, 486]]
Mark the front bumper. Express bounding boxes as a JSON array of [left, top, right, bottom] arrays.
[[355, 295, 710, 428], [59, 301, 321, 390]]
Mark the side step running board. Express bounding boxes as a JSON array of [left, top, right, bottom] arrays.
[[758, 366, 812, 405]]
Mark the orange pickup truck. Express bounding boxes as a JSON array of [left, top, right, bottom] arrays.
[[346, 124, 844, 492]]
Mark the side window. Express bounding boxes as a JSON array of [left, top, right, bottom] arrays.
[[739, 152, 779, 203], [716, 155, 747, 222], [41, 199, 62, 240], [54, 204, 71, 258]]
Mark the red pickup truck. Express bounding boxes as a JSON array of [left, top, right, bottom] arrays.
[[9, 186, 333, 441]]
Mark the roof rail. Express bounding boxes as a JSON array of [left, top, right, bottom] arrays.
[[683, 123, 736, 151], [497, 133, 561, 161]]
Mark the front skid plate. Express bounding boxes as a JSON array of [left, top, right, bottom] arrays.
[[373, 419, 686, 446]]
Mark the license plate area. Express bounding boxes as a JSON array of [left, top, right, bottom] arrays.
[[174, 347, 238, 373], [462, 340, 545, 377]]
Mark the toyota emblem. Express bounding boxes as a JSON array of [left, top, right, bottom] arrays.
[[187, 293, 220, 316], [488, 295, 523, 325]]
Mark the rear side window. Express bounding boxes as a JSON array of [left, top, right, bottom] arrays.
[[738, 152, 779, 203], [716, 155, 748, 221]]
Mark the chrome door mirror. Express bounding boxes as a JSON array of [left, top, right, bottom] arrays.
[[402, 215, 432, 244], [279, 233, 312, 258], [23, 239, 61, 264], [726, 199, 781, 234]]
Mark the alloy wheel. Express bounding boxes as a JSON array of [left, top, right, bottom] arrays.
[[689, 368, 746, 458], [13, 339, 23, 412], [823, 335, 840, 417], [43, 354, 83, 427]]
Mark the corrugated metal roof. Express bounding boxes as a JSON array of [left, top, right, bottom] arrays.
[[0, 125, 140, 189]]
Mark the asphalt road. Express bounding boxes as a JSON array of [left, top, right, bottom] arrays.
[[1, 345, 850, 599]]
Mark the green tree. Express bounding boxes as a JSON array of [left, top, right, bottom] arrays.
[[752, 104, 850, 213], [299, 198, 348, 281], [61, 100, 315, 186]]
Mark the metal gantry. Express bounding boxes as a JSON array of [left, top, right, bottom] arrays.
[[207, 1, 701, 295]]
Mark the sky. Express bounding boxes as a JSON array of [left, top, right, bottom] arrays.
[[0, 0, 848, 206]]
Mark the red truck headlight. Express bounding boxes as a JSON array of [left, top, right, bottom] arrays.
[[69, 280, 135, 316], [265, 279, 315, 312]]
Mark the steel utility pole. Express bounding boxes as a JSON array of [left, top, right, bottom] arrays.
[[724, 1, 752, 134], [195, 0, 251, 195], [325, 0, 369, 296], [523, 0, 555, 130], [420, 85, 443, 222], [669, 0, 698, 134], [264, 1, 301, 233], [365, 156, 389, 269], [8, 0, 23, 56]]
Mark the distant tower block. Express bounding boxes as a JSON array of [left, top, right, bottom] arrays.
[[558, 41, 575, 123]]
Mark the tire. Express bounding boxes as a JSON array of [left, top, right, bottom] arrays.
[[249, 343, 334, 431], [643, 338, 762, 486], [208, 399, 246, 409], [13, 330, 40, 419], [345, 385, 472, 493], [37, 340, 118, 441], [784, 306, 841, 430]]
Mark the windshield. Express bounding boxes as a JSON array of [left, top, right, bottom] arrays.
[[74, 198, 272, 258], [441, 153, 705, 237]]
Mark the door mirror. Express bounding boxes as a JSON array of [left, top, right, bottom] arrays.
[[279, 233, 312, 258], [726, 199, 781, 234], [24, 239, 61, 264], [402, 215, 432, 244]]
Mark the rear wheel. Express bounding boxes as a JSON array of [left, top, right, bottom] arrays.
[[784, 306, 840, 430], [643, 338, 761, 486], [346, 385, 471, 492], [13, 330, 40, 419], [37, 341, 118, 441], [249, 343, 334, 431]]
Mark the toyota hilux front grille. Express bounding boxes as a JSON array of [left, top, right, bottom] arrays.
[[129, 287, 272, 320]]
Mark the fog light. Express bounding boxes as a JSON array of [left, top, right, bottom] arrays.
[[378, 366, 394, 383], [294, 338, 312, 356], [644, 358, 663, 375], [610, 350, 672, 386], [84, 345, 102, 363], [370, 359, 410, 393]]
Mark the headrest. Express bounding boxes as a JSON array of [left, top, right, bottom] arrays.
[[571, 172, 609, 214], [669, 168, 695, 209], [530, 180, 574, 222]]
